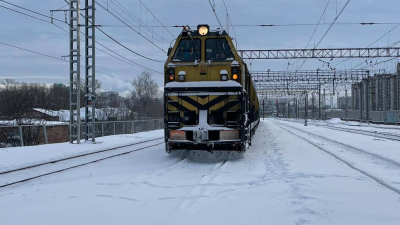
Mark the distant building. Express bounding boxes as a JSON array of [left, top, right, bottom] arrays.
[[97, 91, 120, 108], [337, 96, 351, 110]]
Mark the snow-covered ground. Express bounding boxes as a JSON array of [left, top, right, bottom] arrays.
[[0, 130, 163, 173], [1, 119, 400, 225], [283, 117, 400, 135]]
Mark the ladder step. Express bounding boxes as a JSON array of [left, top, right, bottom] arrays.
[[88, 45, 93, 48], [71, 103, 77, 106], [168, 111, 179, 113], [71, 28, 78, 31], [87, 65, 93, 69], [72, 60, 78, 63], [71, 39, 78, 42], [168, 122, 179, 124], [87, 55, 93, 58]]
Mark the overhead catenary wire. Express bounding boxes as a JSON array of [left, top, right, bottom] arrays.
[[0, 0, 66, 24], [296, 0, 351, 71], [1, 1, 163, 73], [207, 0, 224, 29], [0, 41, 67, 62], [98, 22, 400, 28], [138, 0, 174, 38], [0, 40, 136, 83], [222, 0, 241, 50], [291, 0, 331, 71], [61, 0, 165, 63], [332, 22, 400, 68], [102, 0, 171, 44], [96, 0, 167, 53]]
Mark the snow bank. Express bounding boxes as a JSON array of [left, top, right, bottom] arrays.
[[327, 118, 343, 124], [0, 129, 164, 173]]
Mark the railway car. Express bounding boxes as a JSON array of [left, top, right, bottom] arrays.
[[164, 24, 259, 153]]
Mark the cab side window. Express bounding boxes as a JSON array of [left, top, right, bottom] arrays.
[[205, 38, 234, 61], [172, 39, 201, 62]]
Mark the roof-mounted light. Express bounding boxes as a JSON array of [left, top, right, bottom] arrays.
[[197, 24, 209, 36]]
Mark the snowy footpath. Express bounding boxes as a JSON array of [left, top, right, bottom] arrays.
[[1, 119, 400, 225]]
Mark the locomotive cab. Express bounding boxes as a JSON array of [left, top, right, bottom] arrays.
[[164, 25, 259, 153]]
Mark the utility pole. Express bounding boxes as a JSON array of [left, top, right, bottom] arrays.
[[276, 100, 279, 118], [345, 88, 348, 122], [69, 0, 81, 144], [262, 99, 265, 120], [323, 88, 326, 120], [383, 77, 388, 124], [304, 92, 308, 126], [84, 0, 96, 143], [318, 85, 321, 120], [312, 93, 315, 119]]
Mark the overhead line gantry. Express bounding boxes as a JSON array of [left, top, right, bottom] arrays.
[[239, 47, 400, 60]]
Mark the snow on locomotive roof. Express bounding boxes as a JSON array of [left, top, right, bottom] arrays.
[[165, 81, 242, 88]]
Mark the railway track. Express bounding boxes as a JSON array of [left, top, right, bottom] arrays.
[[313, 124, 400, 141], [272, 120, 400, 195], [279, 118, 400, 141], [0, 138, 164, 189]]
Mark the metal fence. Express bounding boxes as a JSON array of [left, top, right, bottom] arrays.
[[325, 110, 400, 124], [0, 119, 164, 148]]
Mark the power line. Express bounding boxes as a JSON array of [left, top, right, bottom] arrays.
[[207, 0, 223, 29]]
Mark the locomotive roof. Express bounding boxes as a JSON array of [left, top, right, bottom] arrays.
[[179, 29, 229, 38]]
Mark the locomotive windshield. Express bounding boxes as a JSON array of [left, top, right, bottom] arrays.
[[205, 38, 234, 61], [172, 39, 201, 62]]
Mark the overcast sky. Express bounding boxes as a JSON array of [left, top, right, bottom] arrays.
[[1, 0, 400, 96]]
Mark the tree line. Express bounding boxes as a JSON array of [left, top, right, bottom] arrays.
[[0, 71, 163, 124]]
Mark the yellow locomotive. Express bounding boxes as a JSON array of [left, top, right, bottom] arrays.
[[164, 24, 259, 153]]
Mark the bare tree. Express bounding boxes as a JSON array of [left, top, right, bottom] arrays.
[[131, 71, 163, 119]]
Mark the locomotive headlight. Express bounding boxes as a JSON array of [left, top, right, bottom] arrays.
[[197, 25, 209, 36], [168, 68, 175, 75], [220, 70, 228, 81], [232, 74, 239, 80], [168, 75, 175, 81], [178, 71, 186, 82]]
